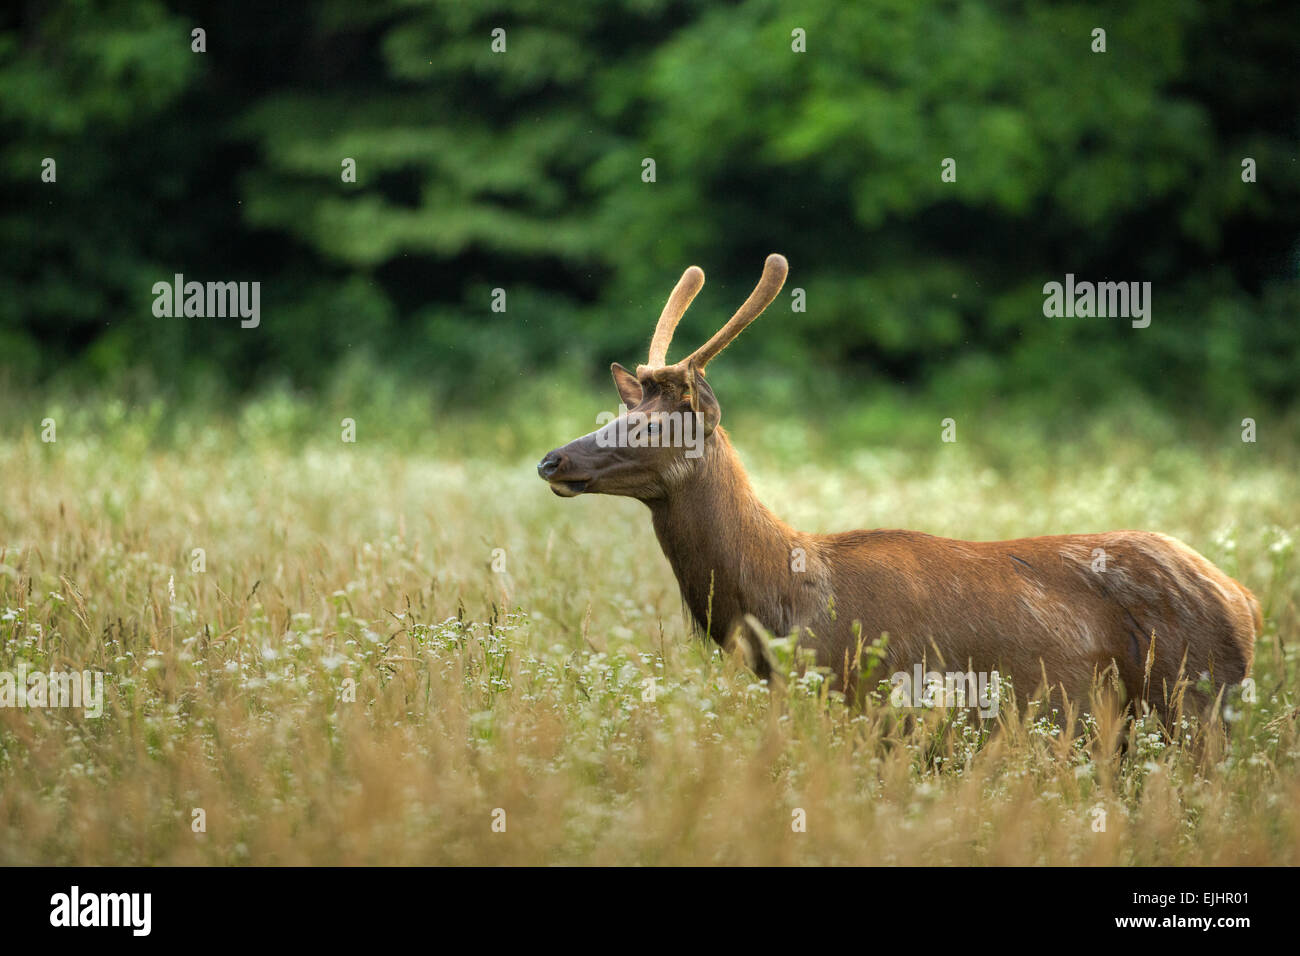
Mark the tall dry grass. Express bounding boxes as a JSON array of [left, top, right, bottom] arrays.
[[0, 396, 1296, 864]]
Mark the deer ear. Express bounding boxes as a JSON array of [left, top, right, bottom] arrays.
[[611, 362, 642, 407], [684, 361, 721, 434]]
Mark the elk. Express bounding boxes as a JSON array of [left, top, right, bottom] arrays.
[[538, 254, 1260, 721]]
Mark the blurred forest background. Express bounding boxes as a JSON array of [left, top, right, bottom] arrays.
[[1, 0, 1297, 427]]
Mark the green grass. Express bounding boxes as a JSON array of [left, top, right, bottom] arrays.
[[0, 387, 1297, 864]]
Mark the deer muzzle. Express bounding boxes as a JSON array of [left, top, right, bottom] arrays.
[[537, 450, 589, 496]]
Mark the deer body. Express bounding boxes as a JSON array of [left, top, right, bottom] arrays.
[[540, 255, 1259, 718], [652, 426, 1258, 713]]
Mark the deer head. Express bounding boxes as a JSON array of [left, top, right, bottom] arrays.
[[537, 254, 788, 500]]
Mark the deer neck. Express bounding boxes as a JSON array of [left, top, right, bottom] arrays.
[[647, 427, 803, 642]]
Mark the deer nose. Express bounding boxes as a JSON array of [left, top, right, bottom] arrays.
[[537, 452, 564, 479]]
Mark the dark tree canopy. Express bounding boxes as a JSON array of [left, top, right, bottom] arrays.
[[2, 0, 1296, 416]]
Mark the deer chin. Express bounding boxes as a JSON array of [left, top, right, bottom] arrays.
[[549, 479, 589, 497]]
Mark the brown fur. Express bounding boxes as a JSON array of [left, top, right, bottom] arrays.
[[651, 428, 1256, 716], [538, 255, 1259, 721]]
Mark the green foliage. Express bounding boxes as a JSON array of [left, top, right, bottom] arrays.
[[0, 0, 1296, 418]]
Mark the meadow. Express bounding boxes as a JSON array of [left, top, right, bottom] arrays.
[[1, 386, 1297, 865]]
